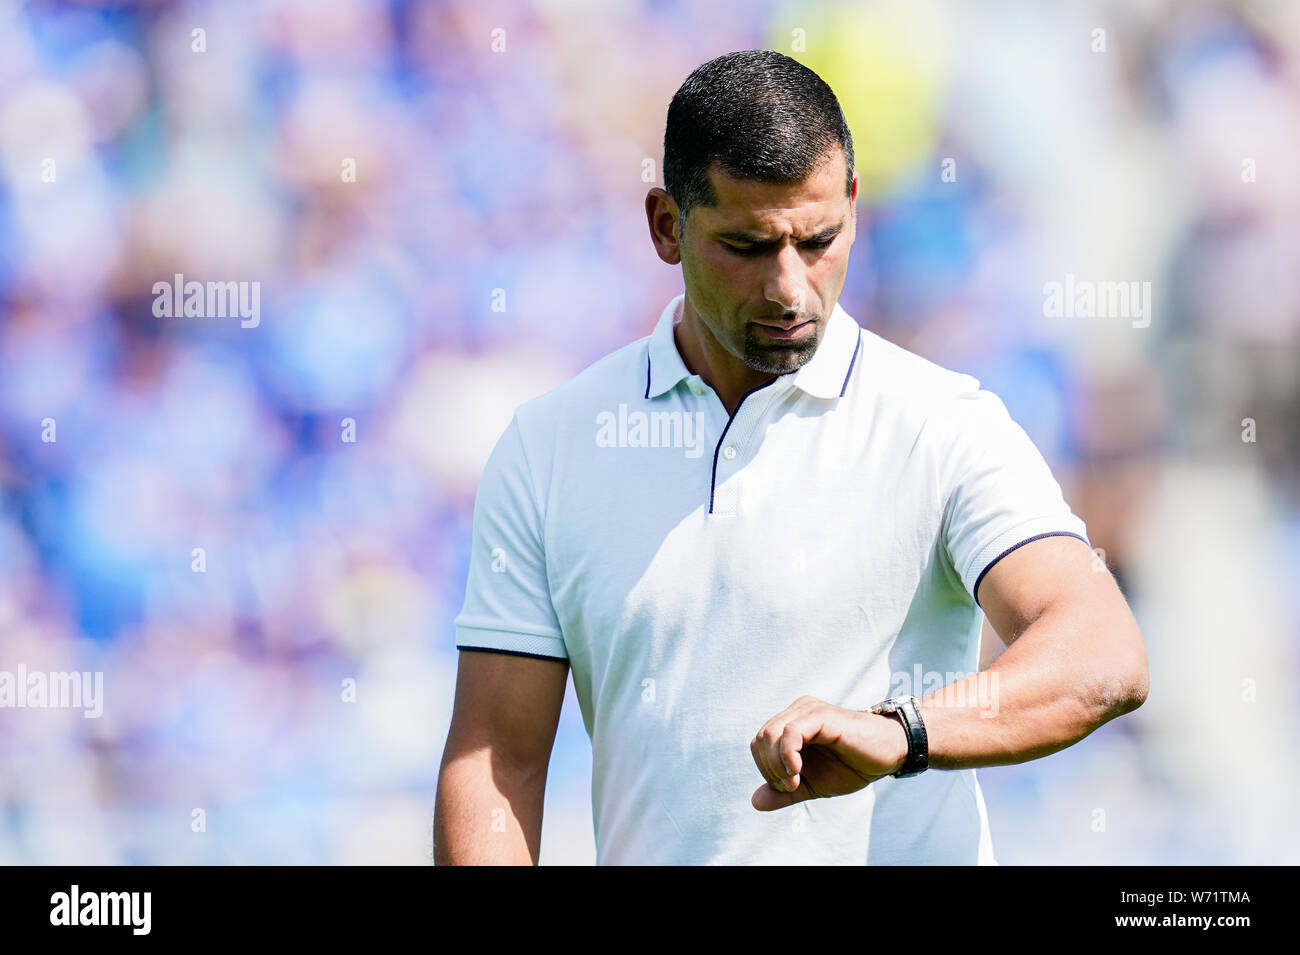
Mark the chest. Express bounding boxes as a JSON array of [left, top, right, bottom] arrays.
[[544, 394, 947, 670]]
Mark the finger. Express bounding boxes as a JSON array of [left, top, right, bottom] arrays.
[[778, 724, 805, 790], [756, 715, 809, 792], [751, 699, 827, 792], [750, 724, 793, 792], [775, 710, 839, 779]]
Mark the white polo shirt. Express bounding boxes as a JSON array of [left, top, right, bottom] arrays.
[[454, 292, 1089, 865]]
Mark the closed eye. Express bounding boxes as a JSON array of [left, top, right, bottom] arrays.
[[723, 243, 768, 257], [722, 236, 835, 256]]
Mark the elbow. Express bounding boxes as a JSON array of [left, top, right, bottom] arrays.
[[1119, 623, 1151, 714], [1080, 644, 1149, 723], [1102, 647, 1150, 718], [1116, 662, 1149, 715], [1096, 609, 1150, 718]]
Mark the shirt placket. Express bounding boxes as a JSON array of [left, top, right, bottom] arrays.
[[708, 377, 790, 517]]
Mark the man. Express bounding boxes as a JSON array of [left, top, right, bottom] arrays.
[[435, 49, 1148, 865]]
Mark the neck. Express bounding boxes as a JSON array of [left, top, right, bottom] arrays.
[[674, 300, 775, 416]]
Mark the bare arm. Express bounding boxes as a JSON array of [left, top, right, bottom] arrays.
[[434, 649, 569, 864], [920, 533, 1149, 768], [749, 534, 1149, 808]]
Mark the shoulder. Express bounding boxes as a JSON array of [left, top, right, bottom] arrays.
[[854, 327, 998, 434], [858, 327, 981, 403], [850, 328, 1040, 473]]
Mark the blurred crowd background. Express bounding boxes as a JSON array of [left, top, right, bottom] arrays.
[[0, 0, 1297, 864]]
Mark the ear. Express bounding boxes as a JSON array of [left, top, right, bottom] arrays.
[[645, 188, 683, 266]]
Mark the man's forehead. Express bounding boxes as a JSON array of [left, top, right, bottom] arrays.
[[700, 157, 848, 227]]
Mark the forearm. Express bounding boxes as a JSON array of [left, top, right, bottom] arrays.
[[918, 603, 1148, 771], [433, 751, 547, 864]]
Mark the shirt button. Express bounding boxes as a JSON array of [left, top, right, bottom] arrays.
[[722, 446, 737, 460], [691, 384, 705, 396]]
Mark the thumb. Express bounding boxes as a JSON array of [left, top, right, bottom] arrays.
[[751, 780, 813, 812]]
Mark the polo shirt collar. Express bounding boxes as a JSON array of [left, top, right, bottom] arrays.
[[645, 293, 862, 401], [645, 294, 693, 399], [788, 299, 862, 399]]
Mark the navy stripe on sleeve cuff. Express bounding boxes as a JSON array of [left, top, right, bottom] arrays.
[[973, 531, 1091, 608], [457, 645, 568, 663]]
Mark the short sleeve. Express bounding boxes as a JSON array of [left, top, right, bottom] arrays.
[[453, 414, 568, 661], [940, 388, 1090, 605]]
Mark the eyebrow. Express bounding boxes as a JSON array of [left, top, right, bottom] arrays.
[[714, 221, 846, 245]]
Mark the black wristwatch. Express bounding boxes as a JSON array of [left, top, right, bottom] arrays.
[[869, 695, 929, 778]]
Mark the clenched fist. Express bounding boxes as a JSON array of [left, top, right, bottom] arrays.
[[749, 695, 910, 811]]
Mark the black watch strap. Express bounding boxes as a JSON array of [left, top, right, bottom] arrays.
[[870, 695, 929, 778]]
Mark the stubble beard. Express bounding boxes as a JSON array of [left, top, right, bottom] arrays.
[[740, 324, 822, 375]]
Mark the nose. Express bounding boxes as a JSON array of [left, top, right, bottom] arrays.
[[763, 243, 807, 315]]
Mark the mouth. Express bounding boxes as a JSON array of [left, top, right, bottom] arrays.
[[751, 319, 815, 341]]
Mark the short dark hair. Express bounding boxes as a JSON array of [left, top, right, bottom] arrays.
[[663, 49, 855, 223]]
